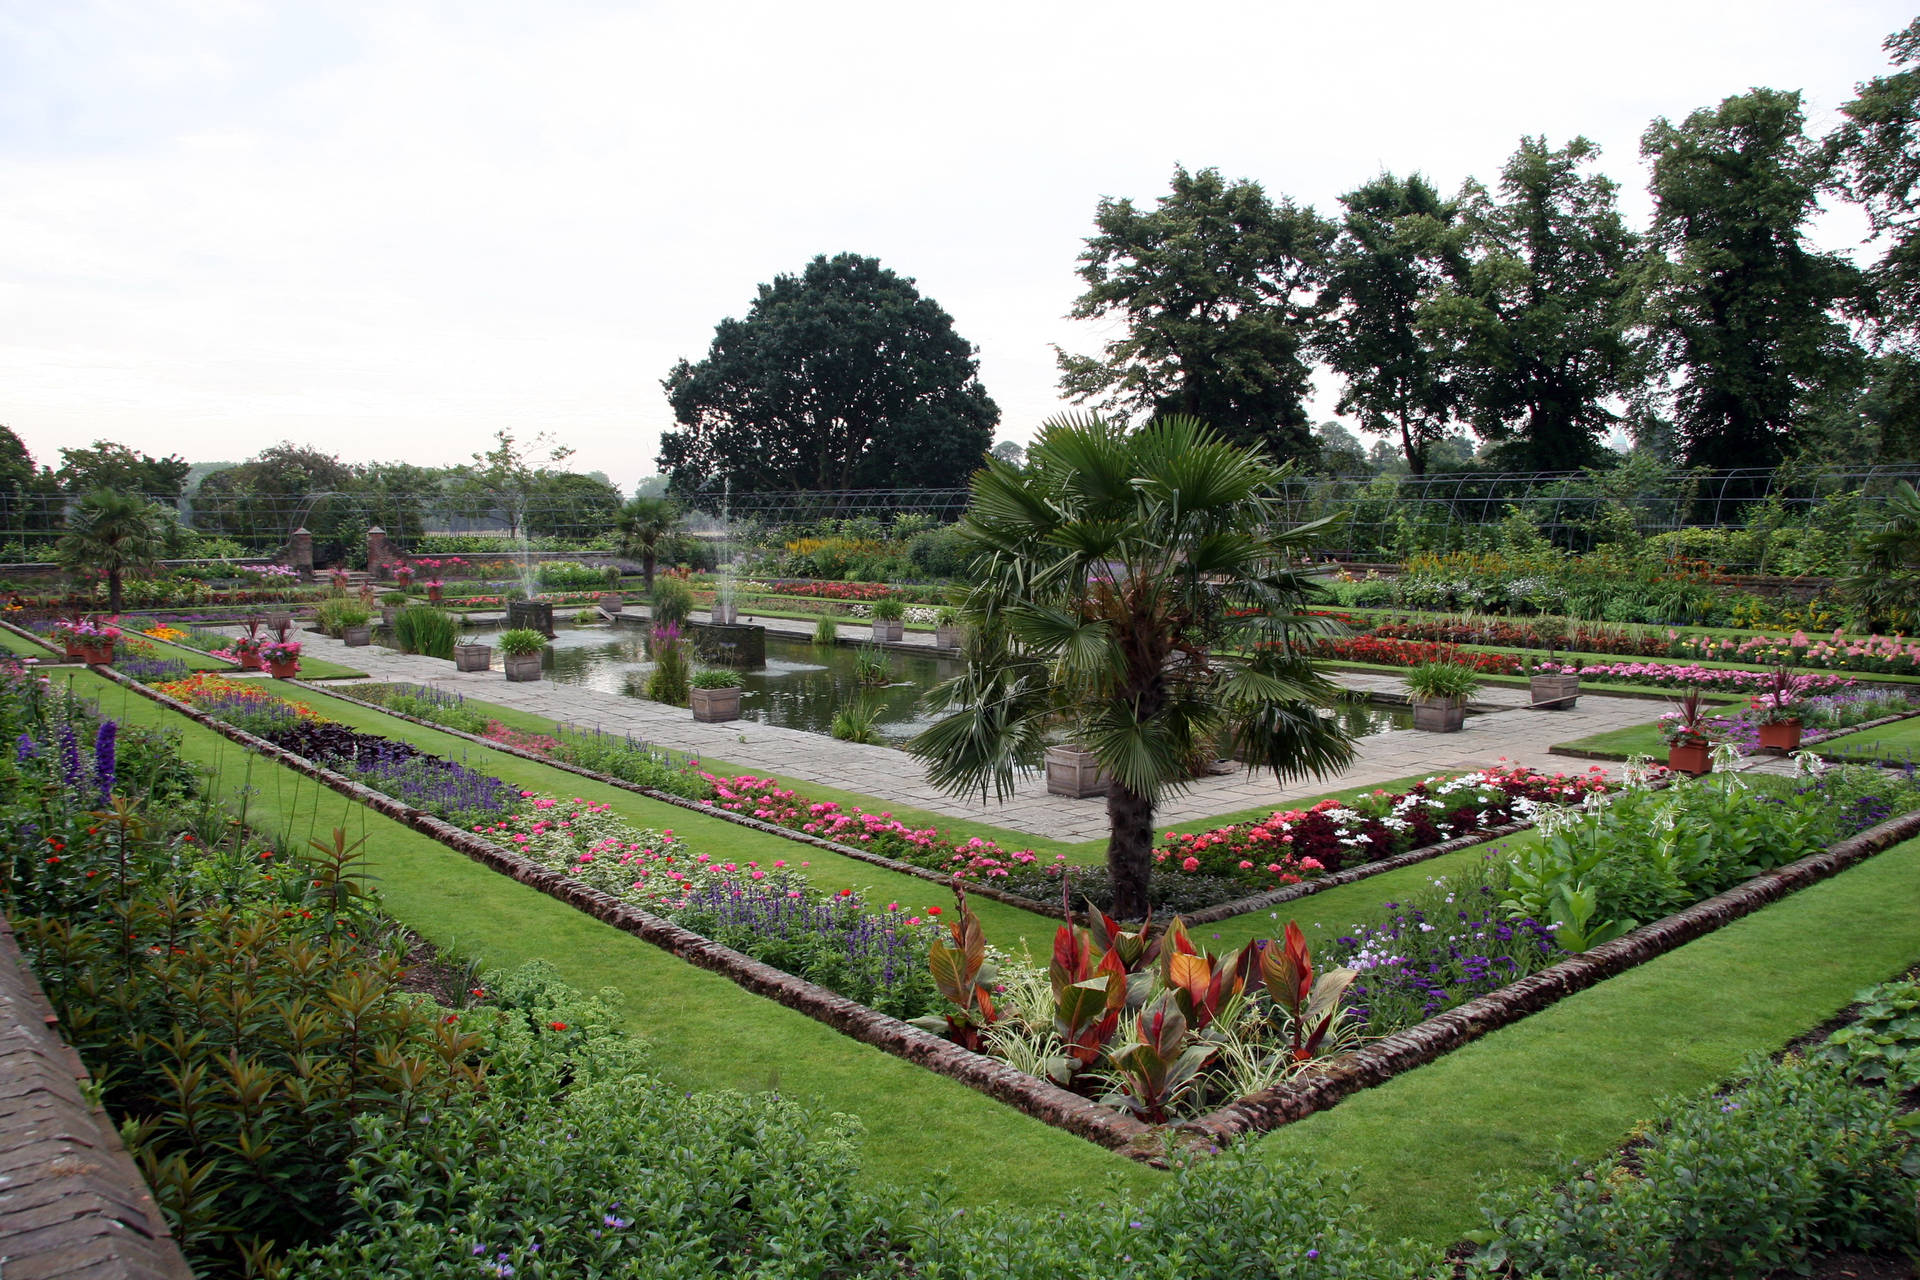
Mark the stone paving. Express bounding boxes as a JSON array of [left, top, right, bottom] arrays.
[[252, 608, 1710, 842]]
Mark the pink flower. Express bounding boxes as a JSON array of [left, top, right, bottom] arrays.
[[1181, 856, 1200, 872]]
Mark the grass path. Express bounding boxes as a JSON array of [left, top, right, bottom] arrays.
[[60, 668, 1162, 1207]]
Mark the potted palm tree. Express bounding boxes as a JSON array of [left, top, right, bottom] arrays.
[[1405, 662, 1480, 732], [496, 627, 548, 681], [453, 633, 493, 672], [689, 667, 744, 722], [1660, 688, 1716, 775], [933, 606, 963, 649], [868, 595, 905, 643]]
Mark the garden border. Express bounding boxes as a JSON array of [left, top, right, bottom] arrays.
[[79, 664, 1155, 1152], [299, 678, 1564, 930], [1549, 708, 1920, 764]]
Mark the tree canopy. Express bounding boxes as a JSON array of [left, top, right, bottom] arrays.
[[56, 442, 191, 503], [659, 253, 999, 497]]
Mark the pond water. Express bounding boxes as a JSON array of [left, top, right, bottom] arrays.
[[480, 623, 1426, 746]]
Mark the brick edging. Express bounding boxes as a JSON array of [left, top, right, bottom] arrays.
[[81, 665, 1153, 1151]]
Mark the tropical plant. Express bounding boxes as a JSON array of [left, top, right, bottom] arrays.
[[615, 496, 679, 590], [55, 488, 163, 613], [908, 413, 1355, 919], [1842, 479, 1920, 632], [1658, 686, 1716, 745], [494, 627, 549, 658], [1402, 661, 1481, 703]]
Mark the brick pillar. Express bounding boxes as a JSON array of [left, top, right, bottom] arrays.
[[286, 527, 314, 579], [366, 526, 393, 575]]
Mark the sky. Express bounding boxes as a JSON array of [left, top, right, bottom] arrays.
[[1, 0, 1913, 493]]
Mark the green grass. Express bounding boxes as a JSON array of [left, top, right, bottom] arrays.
[[55, 668, 1160, 1207], [1248, 832, 1920, 1242], [0, 626, 54, 658], [1821, 716, 1920, 763], [1551, 722, 1669, 759]]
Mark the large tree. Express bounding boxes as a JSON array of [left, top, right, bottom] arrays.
[[1055, 167, 1335, 462], [194, 444, 358, 547], [1639, 89, 1865, 471], [57, 489, 163, 613], [908, 414, 1354, 920], [1829, 18, 1920, 354], [1437, 137, 1640, 471], [56, 441, 191, 504], [659, 253, 998, 496], [451, 428, 575, 540], [1319, 173, 1470, 477]]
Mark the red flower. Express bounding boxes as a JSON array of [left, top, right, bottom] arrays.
[[549, 1021, 568, 1031]]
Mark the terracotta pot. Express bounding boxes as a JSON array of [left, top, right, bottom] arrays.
[[690, 685, 743, 723], [268, 660, 299, 679], [61, 642, 85, 661], [427, 586, 443, 604], [80, 643, 115, 665], [237, 649, 263, 671], [1668, 740, 1712, 775], [1757, 719, 1804, 753]]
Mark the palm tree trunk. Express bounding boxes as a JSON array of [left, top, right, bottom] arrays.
[[642, 551, 656, 591], [1105, 779, 1156, 920], [108, 570, 123, 614]]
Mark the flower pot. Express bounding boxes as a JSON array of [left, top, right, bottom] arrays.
[[869, 619, 903, 643], [381, 606, 399, 627], [237, 649, 263, 671], [1412, 696, 1467, 732], [1528, 673, 1580, 710], [690, 685, 743, 723], [934, 625, 963, 649], [454, 643, 492, 672], [1667, 739, 1712, 775], [710, 600, 738, 625], [80, 643, 115, 665], [343, 624, 372, 648], [266, 611, 293, 630], [597, 592, 623, 613], [1045, 745, 1111, 799], [426, 586, 443, 604], [503, 652, 543, 682], [1757, 718, 1804, 753], [268, 660, 299, 679], [60, 642, 85, 661]]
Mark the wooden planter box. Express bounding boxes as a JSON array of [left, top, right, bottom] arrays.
[[454, 643, 492, 672], [503, 652, 543, 682], [343, 625, 372, 647], [710, 600, 738, 625], [690, 686, 743, 723], [381, 606, 400, 627], [267, 661, 299, 679], [1668, 739, 1712, 775], [79, 643, 115, 665], [1758, 719, 1804, 753], [598, 593, 623, 614], [934, 625, 963, 649], [869, 619, 903, 643], [1412, 697, 1467, 732], [1045, 745, 1111, 799], [236, 649, 263, 671], [1528, 673, 1581, 710]]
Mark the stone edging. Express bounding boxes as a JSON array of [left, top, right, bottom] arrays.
[[1175, 802, 1920, 1147], [0, 616, 71, 660], [80, 664, 1152, 1152]]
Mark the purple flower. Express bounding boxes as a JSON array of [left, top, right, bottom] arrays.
[[92, 720, 116, 801]]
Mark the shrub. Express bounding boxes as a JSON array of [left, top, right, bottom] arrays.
[[391, 604, 459, 659], [690, 667, 740, 689], [495, 627, 548, 657], [651, 577, 695, 626]]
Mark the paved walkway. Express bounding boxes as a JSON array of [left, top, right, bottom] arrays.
[[249, 609, 1698, 842]]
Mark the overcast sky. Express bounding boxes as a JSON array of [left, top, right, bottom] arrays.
[[2, 0, 1912, 492]]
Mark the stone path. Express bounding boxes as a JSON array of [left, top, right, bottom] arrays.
[[257, 609, 1697, 842]]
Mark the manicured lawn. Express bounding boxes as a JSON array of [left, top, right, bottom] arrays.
[[58, 668, 1161, 1207], [0, 626, 53, 658], [1821, 716, 1920, 763], [1551, 721, 1668, 758], [1247, 833, 1920, 1243]]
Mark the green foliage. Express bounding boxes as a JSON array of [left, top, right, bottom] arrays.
[[1402, 661, 1482, 702], [688, 667, 739, 690], [543, 724, 711, 799], [1056, 165, 1333, 461], [312, 598, 370, 637], [390, 604, 458, 660], [1470, 1055, 1917, 1278], [830, 694, 883, 743], [647, 630, 690, 705], [534, 559, 612, 590], [1827, 17, 1920, 356], [56, 488, 165, 613], [1817, 976, 1920, 1088], [661, 252, 999, 494], [494, 627, 548, 658], [1844, 479, 1920, 632], [615, 495, 679, 587], [868, 594, 905, 621], [651, 577, 695, 626], [811, 613, 838, 646]]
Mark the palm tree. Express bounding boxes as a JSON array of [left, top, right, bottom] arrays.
[[1843, 480, 1920, 633], [908, 414, 1355, 919], [57, 489, 163, 614], [616, 496, 679, 590]]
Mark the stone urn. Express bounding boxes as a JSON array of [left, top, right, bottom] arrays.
[[1045, 745, 1111, 799], [690, 685, 743, 723], [343, 624, 372, 647], [1412, 696, 1467, 733], [503, 652, 543, 682], [454, 642, 492, 673], [1528, 672, 1580, 710]]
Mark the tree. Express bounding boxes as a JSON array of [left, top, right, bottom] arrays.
[[659, 253, 999, 496], [1829, 18, 1920, 357], [989, 440, 1025, 468], [1055, 167, 1335, 462], [453, 428, 575, 540], [56, 442, 191, 504], [616, 496, 680, 589], [57, 489, 162, 613], [1438, 137, 1640, 471], [1639, 89, 1865, 470], [1842, 479, 1920, 630], [524, 473, 623, 540], [1319, 173, 1470, 477], [194, 444, 358, 547], [908, 414, 1355, 920]]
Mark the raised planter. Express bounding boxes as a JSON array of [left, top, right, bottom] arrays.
[[1758, 719, 1805, 753], [426, 585, 443, 604], [343, 624, 372, 648], [690, 685, 743, 723], [710, 600, 738, 625], [454, 643, 492, 672], [267, 660, 299, 679], [380, 606, 400, 628], [934, 624, 963, 649], [870, 619, 903, 643], [598, 593, 623, 614], [1528, 673, 1580, 710], [80, 642, 116, 665], [503, 652, 543, 682], [1411, 696, 1466, 732], [236, 649, 263, 671], [1668, 739, 1712, 775], [1045, 745, 1110, 799]]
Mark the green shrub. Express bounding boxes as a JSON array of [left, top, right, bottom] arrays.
[[689, 667, 740, 689], [651, 577, 695, 626], [1818, 976, 1920, 1088], [812, 613, 839, 646], [391, 604, 459, 659], [647, 629, 690, 705], [314, 598, 371, 637], [535, 559, 611, 590], [495, 627, 549, 657], [545, 725, 712, 799]]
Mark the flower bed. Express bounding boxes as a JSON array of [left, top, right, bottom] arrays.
[[1307, 635, 1527, 674], [1537, 660, 1857, 695]]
